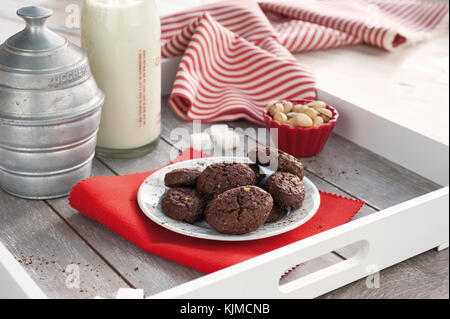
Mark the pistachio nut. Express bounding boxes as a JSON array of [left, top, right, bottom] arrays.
[[288, 113, 313, 127], [273, 111, 288, 124], [282, 101, 293, 113], [300, 107, 319, 120], [306, 100, 327, 110], [313, 116, 324, 127], [292, 104, 308, 113]]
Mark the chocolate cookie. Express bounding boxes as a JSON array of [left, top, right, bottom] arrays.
[[161, 187, 206, 223], [205, 186, 273, 234], [164, 167, 203, 187], [264, 171, 305, 209], [196, 162, 257, 198], [247, 163, 265, 184], [248, 147, 304, 180], [265, 205, 287, 223]]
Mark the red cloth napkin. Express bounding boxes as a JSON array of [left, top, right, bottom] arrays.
[[69, 149, 365, 274], [161, 0, 449, 124]]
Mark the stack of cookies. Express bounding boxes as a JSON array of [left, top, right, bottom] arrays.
[[161, 147, 306, 235]]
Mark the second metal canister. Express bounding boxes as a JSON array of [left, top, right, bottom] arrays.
[[0, 6, 104, 199]]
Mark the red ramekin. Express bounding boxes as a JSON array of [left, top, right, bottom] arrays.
[[263, 99, 339, 157]]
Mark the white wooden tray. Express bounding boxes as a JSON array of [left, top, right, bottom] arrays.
[[153, 64, 450, 297], [2, 56, 447, 299]]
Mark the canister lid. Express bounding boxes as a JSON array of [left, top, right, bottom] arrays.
[[0, 6, 104, 122], [0, 6, 86, 77], [6, 7, 66, 51]]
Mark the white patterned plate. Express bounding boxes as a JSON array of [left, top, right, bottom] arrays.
[[137, 157, 320, 241]]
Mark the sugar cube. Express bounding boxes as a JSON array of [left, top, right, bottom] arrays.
[[209, 124, 230, 141], [116, 288, 144, 299], [190, 132, 212, 151], [214, 130, 240, 150]]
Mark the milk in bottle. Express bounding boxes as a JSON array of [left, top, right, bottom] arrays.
[[81, 0, 161, 158]]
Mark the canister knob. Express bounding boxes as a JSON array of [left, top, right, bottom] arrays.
[[17, 6, 53, 28], [6, 6, 65, 52]]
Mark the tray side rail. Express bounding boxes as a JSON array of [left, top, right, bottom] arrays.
[[318, 89, 449, 187]]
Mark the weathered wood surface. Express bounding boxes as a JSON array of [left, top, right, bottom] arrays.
[[0, 0, 448, 299], [0, 189, 128, 299]]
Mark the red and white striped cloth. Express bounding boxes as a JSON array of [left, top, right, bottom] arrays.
[[161, 0, 449, 125]]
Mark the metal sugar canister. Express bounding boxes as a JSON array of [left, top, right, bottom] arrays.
[[0, 6, 104, 199]]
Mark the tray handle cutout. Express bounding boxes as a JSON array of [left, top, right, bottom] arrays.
[[278, 240, 369, 295]]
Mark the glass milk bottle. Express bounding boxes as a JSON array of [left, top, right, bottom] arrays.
[[81, 0, 161, 158]]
